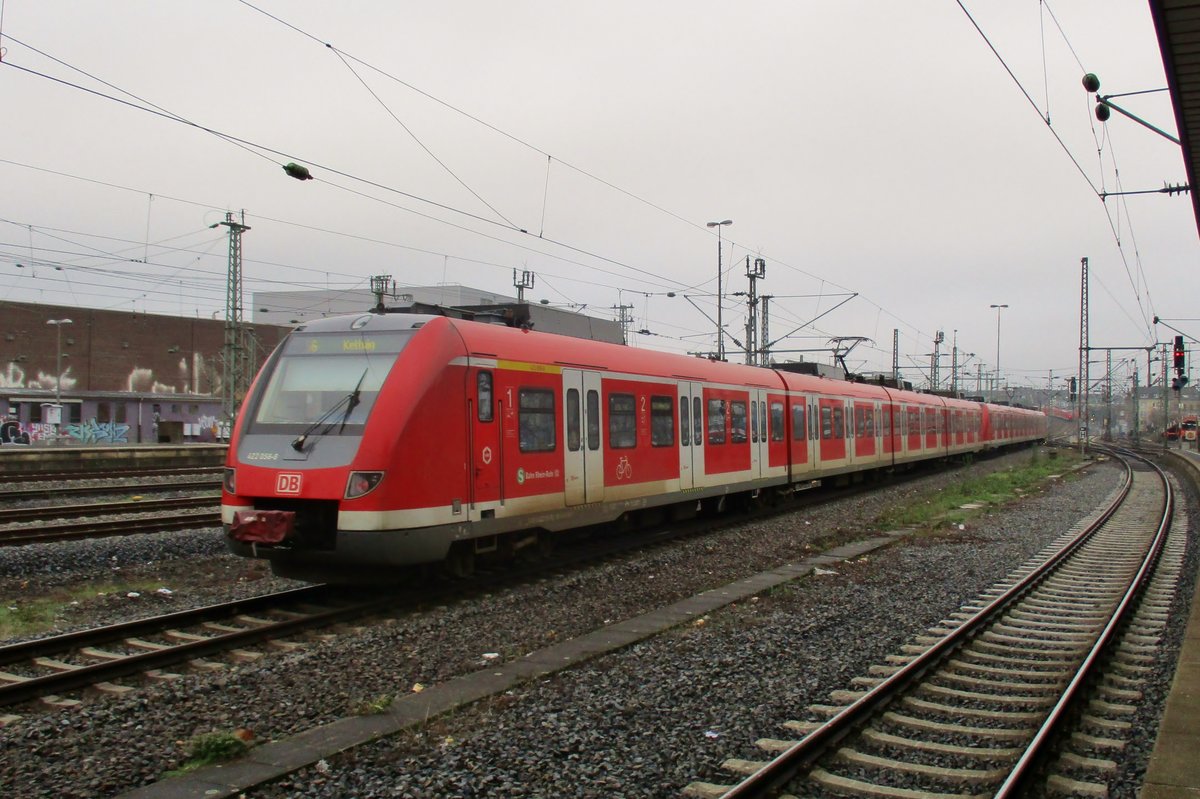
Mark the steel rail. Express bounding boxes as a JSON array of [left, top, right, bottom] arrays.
[[718, 453, 1137, 799], [0, 511, 222, 547], [0, 585, 389, 707], [0, 465, 221, 483], [0, 479, 220, 502], [0, 495, 217, 523], [994, 447, 1172, 796]]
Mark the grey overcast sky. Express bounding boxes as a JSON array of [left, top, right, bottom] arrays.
[[0, 1, 1194, 390]]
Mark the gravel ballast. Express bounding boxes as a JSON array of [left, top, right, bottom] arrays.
[[0, 450, 1190, 798]]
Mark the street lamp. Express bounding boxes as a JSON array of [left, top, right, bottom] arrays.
[[46, 318, 72, 436], [706, 219, 733, 359], [990, 303, 1008, 397]]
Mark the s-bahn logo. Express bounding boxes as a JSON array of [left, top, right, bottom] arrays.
[[276, 473, 303, 495]]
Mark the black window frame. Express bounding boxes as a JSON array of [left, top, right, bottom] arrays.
[[518, 387, 556, 453], [650, 395, 674, 447], [707, 398, 727, 445], [608, 392, 637, 449], [566, 387, 581, 452], [477, 371, 494, 422]]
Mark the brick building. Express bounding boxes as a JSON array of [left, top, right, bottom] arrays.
[[0, 301, 289, 444]]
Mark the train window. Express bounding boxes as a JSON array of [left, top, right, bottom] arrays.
[[771, 401, 785, 442], [750, 401, 758, 443], [680, 398, 690, 448], [692, 397, 703, 446], [609, 393, 637, 449], [820, 406, 832, 439], [117, 404, 128, 423], [707, 399, 726, 445], [865, 409, 875, 437], [566, 388, 581, 452], [833, 407, 844, 439], [97, 402, 111, 424], [759, 401, 767, 443], [730, 401, 748, 443], [477, 372, 494, 422], [586, 390, 600, 451], [651, 395, 674, 447], [790, 403, 804, 442], [853, 407, 863, 438], [518, 389, 556, 452]]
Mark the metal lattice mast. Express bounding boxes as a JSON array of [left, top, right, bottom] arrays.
[[760, 295, 772, 366], [216, 211, 251, 422], [951, 330, 959, 394], [892, 329, 900, 384], [1104, 348, 1114, 441], [930, 330, 944, 390], [513, 269, 535, 302], [1078, 257, 1090, 453], [370, 274, 396, 310], [744, 257, 765, 365]]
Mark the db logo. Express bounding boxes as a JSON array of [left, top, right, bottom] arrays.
[[275, 473, 303, 495]]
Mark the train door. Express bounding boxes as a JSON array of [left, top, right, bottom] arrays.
[[818, 397, 847, 463], [678, 381, 705, 489], [750, 389, 768, 478], [787, 395, 810, 479], [562, 369, 604, 506], [469, 366, 501, 515]]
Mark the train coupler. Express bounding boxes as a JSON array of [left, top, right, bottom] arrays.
[[230, 509, 296, 545]]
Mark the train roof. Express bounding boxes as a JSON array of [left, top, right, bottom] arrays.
[[290, 312, 1046, 415]]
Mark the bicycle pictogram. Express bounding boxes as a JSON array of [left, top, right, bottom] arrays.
[[616, 455, 632, 480]]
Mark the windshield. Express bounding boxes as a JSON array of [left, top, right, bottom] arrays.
[[249, 330, 410, 433]]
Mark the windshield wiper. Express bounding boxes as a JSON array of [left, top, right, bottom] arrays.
[[291, 369, 368, 452]]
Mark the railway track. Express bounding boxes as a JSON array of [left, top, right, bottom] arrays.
[[0, 585, 390, 712], [0, 462, 949, 717], [0, 496, 221, 546], [0, 465, 220, 483], [685, 447, 1178, 798], [0, 479, 220, 503]]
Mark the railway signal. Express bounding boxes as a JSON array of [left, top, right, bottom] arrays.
[[1172, 335, 1188, 391]]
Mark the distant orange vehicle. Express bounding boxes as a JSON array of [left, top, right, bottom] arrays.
[[1166, 416, 1198, 441]]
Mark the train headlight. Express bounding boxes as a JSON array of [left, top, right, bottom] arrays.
[[223, 467, 237, 494], [345, 471, 384, 499]]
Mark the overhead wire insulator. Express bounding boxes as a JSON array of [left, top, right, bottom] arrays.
[[283, 162, 314, 181]]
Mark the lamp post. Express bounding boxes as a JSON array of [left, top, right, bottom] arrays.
[[706, 219, 733, 359], [990, 303, 1008, 398], [46, 318, 72, 438]]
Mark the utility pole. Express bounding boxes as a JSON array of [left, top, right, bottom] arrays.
[[214, 211, 250, 424]]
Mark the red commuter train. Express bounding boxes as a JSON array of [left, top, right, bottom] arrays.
[[222, 311, 1047, 582]]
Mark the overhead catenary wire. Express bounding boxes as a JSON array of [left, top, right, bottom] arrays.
[[1, 22, 926, 362]]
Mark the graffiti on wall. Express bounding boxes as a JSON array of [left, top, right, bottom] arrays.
[[66, 419, 131, 444]]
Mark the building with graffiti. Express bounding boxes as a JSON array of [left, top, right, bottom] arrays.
[[1, 301, 289, 444]]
